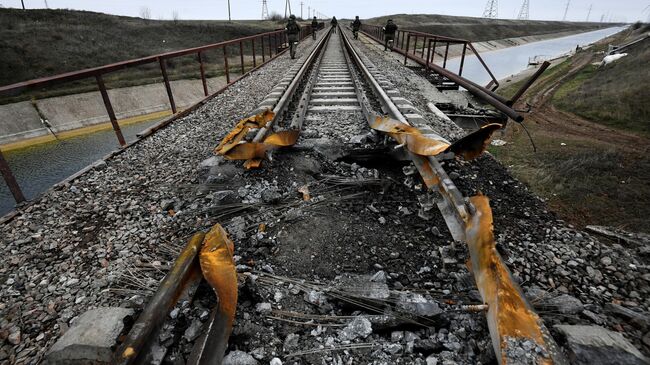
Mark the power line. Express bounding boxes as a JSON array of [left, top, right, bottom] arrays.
[[586, 4, 592, 21], [300, 1, 304, 19], [517, 0, 529, 20], [483, 0, 498, 19], [227, 0, 231, 21], [562, 0, 571, 21]]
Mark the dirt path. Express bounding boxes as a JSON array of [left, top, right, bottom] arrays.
[[518, 52, 649, 153]]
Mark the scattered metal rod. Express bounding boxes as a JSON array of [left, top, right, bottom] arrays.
[[340, 29, 566, 364], [114, 233, 205, 365]]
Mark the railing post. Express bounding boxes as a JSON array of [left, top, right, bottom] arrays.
[[421, 37, 427, 58], [401, 31, 406, 49], [251, 38, 257, 68], [459, 43, 467, 77], [425, 39, 432, 72], [404, 35, 410, 65], [432, 39, 437, 63], [261, 36, 266, 63], [0, 149, 25, 204], [95, 74, 126, 146], [268, 34, 273, 59], [238, 41, 244, 75], [413, 35, 418, 55], [198, 52, 209, 97], [158, 58, 177, 114], [443, 42, 450, 69], [223, 47, 230, 84]]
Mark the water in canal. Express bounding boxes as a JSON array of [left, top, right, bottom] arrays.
[[442, 26, 626, 86], [0, 120, 161, 216]]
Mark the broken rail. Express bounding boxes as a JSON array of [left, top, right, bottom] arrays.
[[340, 28, 567, 364], [0, 27, 316, 205]]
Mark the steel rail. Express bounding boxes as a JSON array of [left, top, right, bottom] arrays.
[[339, 27, 566, 364], [252, 28, 333, 143]]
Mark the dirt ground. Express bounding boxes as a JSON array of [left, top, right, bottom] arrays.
[[493, 30, 650, 233]]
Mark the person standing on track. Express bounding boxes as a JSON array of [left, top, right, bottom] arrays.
[[286, 14, 301, 59], [352, 16, 361, 39], [311, 16, 319, 40], [382, 19, 398, 51], [331, 16, 338, 33]]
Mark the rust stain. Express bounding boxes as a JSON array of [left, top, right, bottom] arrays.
[[199, 224, 238, 328], [465, 195, 552, 364], [215, 109, 274, 155]]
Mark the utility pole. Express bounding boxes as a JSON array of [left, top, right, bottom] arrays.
[[517, 0, 529, 20], [227, 0, 231, 21], [586, 4, 592, 21], [44, 0, 48, 8], [21, 0, 25, 9], [308, 6, 310, 18], [562, 0, 570, 21], [261, 0, 269, 20], [483, 0, 498, 19], [300, 1, 304, 19]]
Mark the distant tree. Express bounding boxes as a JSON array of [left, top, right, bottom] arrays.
[[269, 12, 283, 22], [172, 10, 180, 24], [139, 6, 152, 22]]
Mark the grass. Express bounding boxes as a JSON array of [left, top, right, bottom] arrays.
[[489, 125, 650, 233], [490, 27, 650, 233], [552, 37, 650, 137], [0, 8, 285, 103], [367, 14, 612, 42]]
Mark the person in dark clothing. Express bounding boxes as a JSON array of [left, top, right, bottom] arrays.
[[311, 16, 319, 39], [286, 15, 301, 59], [331, 16, 338, 33], [352, 16, 361, 39], [382, 19, 397, 51]]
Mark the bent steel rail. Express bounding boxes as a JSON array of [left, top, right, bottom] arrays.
[[339, 27, 566, 365]]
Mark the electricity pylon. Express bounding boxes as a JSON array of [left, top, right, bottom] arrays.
[[517, 0, 529, 20], [483, 0, 498, 19], [586, 4, 592, 21], [562, 0, 571, 21], [261, 0, 269, 20]]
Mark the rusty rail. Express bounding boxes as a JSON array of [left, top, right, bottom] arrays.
[[0, 26, 316, 206], [340, 28, 566, 364]]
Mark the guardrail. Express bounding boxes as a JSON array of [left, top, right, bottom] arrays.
[[0, 25, 318, 205], [359, 24, 525, 122], [360, 24, 500, 90]]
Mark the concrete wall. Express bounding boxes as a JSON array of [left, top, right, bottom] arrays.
[[0, 76, 227, 146]]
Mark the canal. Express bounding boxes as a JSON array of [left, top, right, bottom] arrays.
[[0, 120, 161, 216], [442, 26, 627, 86]]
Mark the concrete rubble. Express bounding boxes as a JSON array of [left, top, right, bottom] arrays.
[[554, 324, 649, 364], [45, 307, 133, 364]]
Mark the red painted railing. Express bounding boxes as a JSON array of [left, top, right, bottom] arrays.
[[0, 25, 317, 205]]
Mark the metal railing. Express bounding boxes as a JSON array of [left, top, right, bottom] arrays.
[[360, 24, 499, 89], [359, 24, 524, 122], [0, 25, 316, 205]]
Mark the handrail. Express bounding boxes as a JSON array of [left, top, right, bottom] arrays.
[[359, 24, 521, 122], [360, 24, 500, 91], [0, 25, 317, 205]]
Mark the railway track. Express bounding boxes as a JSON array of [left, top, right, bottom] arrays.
[[114, 27, 568, 365]]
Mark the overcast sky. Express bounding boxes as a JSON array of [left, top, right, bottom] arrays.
[[2, 0, 646, 22]]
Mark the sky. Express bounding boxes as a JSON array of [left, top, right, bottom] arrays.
[[1, 0, 647, 22]]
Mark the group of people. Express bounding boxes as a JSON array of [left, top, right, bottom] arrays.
[[284, 16, 399, 59]]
